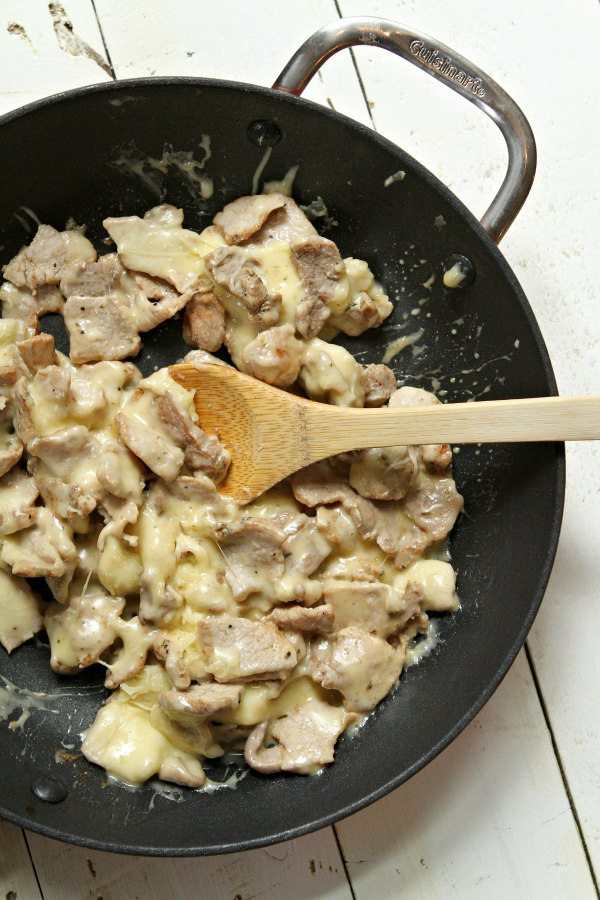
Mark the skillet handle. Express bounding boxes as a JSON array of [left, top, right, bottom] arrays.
[[273, 17, 536, 244]]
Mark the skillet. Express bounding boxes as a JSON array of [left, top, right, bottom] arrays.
[[0, 18, 564, 855]]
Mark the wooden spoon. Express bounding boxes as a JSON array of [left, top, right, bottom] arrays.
[[170, 362, 600, 504]]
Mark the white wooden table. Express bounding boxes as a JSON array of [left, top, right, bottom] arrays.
[[0, 2, 598, 897]]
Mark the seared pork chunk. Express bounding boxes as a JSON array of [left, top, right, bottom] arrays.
[[291, 237, 344, 338], [207, 246, 281, 327], [214, 518, 285, 601], [246, 197, 318, 246], [389, 386, 453, 473], [403, 477, 463, 542], [267, 604, 334, 634], [244, 698, 348, 774], [360, 363, 396, 407], [349, 445, 418, 501], [213, 193, 286, 243], [242, 324, 304, 388], [16, 333, 56, 374], [197, 616, 298, 681], [183, 291, 225, 352], [159, 683, 242, 717], [155, 392, 230, 484], [280, 512, 332, 577], [313, 626, 403, 713], [1, 507, 76, 580], [0, 281, 63, 326], [322, 580, 418, 638], [3, 224, 96, 292], [62, 254, 190, 363]]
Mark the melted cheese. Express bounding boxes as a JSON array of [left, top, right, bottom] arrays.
[[104, 205, 208, 291]]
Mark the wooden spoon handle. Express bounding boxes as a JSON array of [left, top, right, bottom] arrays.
[[304, 395, 600, 457]]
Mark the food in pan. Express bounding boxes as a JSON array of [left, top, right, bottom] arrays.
[[0, 192, 463, 787]]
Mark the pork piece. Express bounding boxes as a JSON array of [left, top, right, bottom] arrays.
[[197, 616, 298, 682], [291, 460, 355, 508], [169, 473, 236, 521], [117, 409, 184, 482], [0, 568, 43, 653], [267, 603, 334, 634], [291, 461, 435, 569], [131, 270, 181, 303], [61, 254, 189, 363], [330, 291, 386, 336], [316, 506, 358, 549], [104, 617, 157, 689], [279, 512, 332, 578], [349, 446, 418, 501], [28, 425, 102, 518], [45, 593, 125, 674], [16, 333, 56, 375], [96, 439, 145, 502], [183, 291, 225, 352], [152, 625, 211, 689], [244, 698, 348, 774], [0, 467, 38, 535], [389, 386, 453, 473], [0, 281, 63, 325], [207, 246, 281, 327], [313, 626, 403, 713], [291, 237, 345, 338], [155, 392, 230, 484], [1, 507, 76, 579], [331, 257, 393, 337], [348, 494, 414, 558], [153, 632, 192, 689], [62, 255, 141, 362], [299, 338, 365, 407], [213, 193, 286, 243], [360, 364, 396, 407], [158, 683, 242, 717], [242, 324, 303, 388], [214, 518, 285, 601], [322, 580, 419, 638], [247, 197, 318, 246], [404, 476, 463, 542], [103, 205, 206, 292], [3, 224, 96, 292]]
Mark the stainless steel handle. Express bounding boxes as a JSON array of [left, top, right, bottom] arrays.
[[273, 17, 536, 244]]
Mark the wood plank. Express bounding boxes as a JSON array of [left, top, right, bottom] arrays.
[[337, 0, 600, 879], [26, 826, 353, 900], [0, 0, 111, 115], [0, 821, 42, 899], [335, 651, 597, 899], [93, 0, 372, 127]]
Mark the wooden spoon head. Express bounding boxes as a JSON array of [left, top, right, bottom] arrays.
[[169, 363, 310, 503]]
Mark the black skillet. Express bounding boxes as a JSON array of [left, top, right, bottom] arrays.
[[0, 18, 564, 855]]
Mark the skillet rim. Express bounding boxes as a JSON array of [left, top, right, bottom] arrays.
[[0, 75, 566, 855]]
